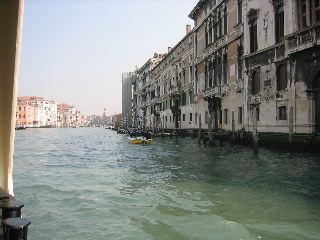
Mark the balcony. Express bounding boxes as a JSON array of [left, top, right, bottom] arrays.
[[285, 23, 320, 55], [235, 80, 244, 92], [169, 85, 181, 97], [250, 95, 261, 106], [234, 23, 244, 38], [203, 85, 226, 98]]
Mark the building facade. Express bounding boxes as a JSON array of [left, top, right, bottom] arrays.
[[122, 72, 135, 128], [134, 53, 166, 129], [127, 0, 320, 137], [151, 25, 194, 130], [189, 0, 244, 132], [243, 0, 320, 135], [16, 96, 58, 127]]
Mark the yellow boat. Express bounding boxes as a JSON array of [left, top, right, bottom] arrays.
[[128, 137, 152, 145]]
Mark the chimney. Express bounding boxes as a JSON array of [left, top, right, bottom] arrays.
[[186, 24, 192, 34], [168, 47, 172, 53]]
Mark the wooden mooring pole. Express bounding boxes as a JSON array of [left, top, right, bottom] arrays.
[[232, 111, 235, 144], [289, 106, 294, 151], [198, 114, 202, 144], [208, 113, 214, 146], [252, 106, 258, 154]]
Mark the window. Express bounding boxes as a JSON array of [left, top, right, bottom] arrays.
[[251, 70, 260, 95], [165, 116, 167, 122], [224, 7, 228, 35], [223, 53, 228, 84], [237, 41, 243, 80], [183, 114, 185, 121], [219, 18, 222, 37], [315, 0, 320, 23], [170, 116, 172, 122], [238, 0, 242, 23], [224, 109, 228, 124], [209, 24, 213, 44], [256, 107, 260, 121], [190, 113, 193, 122], [189, 66, 193, 81], [181, 92, 187, 106], [249, 10, 258, 53], [219, 110, 223, 124], [277, 64, 287, 91], [278, 106, 287, 120], [205, 30, 209, 46], [189, 91, 194, 104], [205, 111, 209, 124], [275, 4, 284, 43], [238, 107, 243, 124], [195, 113, 198, 124], [208, 62, 213, 88], [300, 0, 310, 28], [298, 0, 320, 26]]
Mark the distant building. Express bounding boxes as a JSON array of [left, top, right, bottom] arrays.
[[16, 96, 57, 127], [57, 103, 84, 127], [133, 52, 166, 129], [111, 113, 122, 129], [122, 72, 135, 128]]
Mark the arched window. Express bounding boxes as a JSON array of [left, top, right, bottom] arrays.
[[277, 64, 287, 91], [251, 70, 260, 95]]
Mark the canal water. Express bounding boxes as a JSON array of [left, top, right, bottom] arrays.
[[13, 128, 320, 240]]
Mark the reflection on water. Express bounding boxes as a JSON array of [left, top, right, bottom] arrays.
[[14, 128, 320, 240]]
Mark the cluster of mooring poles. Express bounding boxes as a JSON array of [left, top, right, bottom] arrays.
[[0, 188, 31, 240]]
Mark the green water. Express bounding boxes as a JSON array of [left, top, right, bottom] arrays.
[[13, 128, 320, 239]]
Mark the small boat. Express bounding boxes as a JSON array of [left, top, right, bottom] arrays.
[[15, 126, 26, 130], [128, 137, 152, 145]]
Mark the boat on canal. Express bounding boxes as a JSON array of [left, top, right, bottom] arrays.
[[128, 136, 152, 145]]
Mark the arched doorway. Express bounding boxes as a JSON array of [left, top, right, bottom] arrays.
[[313, 73, 320, 133]]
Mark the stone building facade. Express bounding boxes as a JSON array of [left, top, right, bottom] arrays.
[[243, 0, 320, 135], [128, 0, 320, 137], [189, 0, 244, 132], [150, 25, 194, 130], [133, 53, 166, 129]]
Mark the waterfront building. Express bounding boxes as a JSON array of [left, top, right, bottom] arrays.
[[134, 53, 166, 129], [242, 0, 320, 135], [57, 103, 80, 127], [150, 25, 194, 130], [16, 96, 58, 127], [188, 0, 244, 132], [111, 113, 123, 129]]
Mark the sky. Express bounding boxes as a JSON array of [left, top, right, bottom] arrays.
[[19, 0, 197, 116]]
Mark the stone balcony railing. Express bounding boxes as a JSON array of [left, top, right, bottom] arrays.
[[235, 80, 244, 92], [250, 95, 261, 106], [169, 85, 181, 96], [285, 23, 320, 55], [204, 84, 228, 98]]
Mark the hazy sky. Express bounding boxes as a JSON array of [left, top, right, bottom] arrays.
[[19, 0, 197, 116]]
